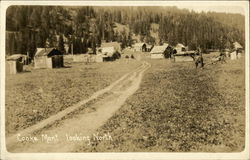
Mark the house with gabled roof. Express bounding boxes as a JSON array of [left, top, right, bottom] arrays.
[[34, 48, 63, 69], [150, 45, 168, 59], [6, 54, 26, 74], [233, 42, 243, 50], [175, 43, 187, 54], [133, 43, 147, 52]]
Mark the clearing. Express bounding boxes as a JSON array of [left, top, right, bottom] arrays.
[[77, 53, 245, 152], [6, 55, 150, 152], [5, 58, 141, 135], [5, 52, 245, 152]]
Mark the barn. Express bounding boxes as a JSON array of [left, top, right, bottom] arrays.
[[175, 43, 187, 54], [133, 43, 147, 52], [6, 54, 25, 74], [34, 48, 63, 69]]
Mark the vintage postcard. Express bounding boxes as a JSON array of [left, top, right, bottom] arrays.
[[0, 1, 249, 160]]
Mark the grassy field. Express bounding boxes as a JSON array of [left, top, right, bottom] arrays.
[[5, 58, 141, 135], [77, 53, 245, 152]]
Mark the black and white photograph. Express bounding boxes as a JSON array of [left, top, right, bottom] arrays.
[[0, 1, 249, 159]]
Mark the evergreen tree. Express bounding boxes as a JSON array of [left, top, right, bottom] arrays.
[[58, 34, 65, 54], [5, 6, 245, 56]]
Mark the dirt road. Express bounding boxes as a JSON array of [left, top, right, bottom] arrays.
[[6, 61, 151, 152]]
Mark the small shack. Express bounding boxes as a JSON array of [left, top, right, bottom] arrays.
[[133, 43, 147, 52], [230, 51, 237, 60], [224, 48, 230, 57], [175, 43, 187, 54], [6, 54, 25, 74], [102, 47, 115, 56], [101, 42, 121, 53], [101, 42, 121, 61], [233, 42, 243, 51], [150, 46, 168, 59], [101, 47, 120, 61], [146, 44, 153, 52], [34, 48, 63, 69], [7, 54, 29, 65], [230, 42, 243, 60]]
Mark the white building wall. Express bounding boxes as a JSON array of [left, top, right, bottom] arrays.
[[151, 53, 164, 59]]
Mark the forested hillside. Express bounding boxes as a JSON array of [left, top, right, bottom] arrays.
[[6, 6, 245, 58]]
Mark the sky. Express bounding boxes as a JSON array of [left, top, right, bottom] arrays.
[[177, 6, 245, 15]]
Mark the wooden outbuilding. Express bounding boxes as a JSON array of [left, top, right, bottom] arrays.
[[101, 42, 121, 61], [150, 45, 167, 59], [133, 43, 147, 52], [34, 48, 63, 69], [6, 54, 25, 74], [229, 42, 243, 60], [233, 42, 243, 51], [101, 42, 121, 53], [146, 44, 153, 52], [175, 43, 187, 54]]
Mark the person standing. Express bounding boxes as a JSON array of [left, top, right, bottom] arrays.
[[195, 48, 204, 69]]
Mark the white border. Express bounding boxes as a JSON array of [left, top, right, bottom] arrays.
[[0, 1, 249, 160]]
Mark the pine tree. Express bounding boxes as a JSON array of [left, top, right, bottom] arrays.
[[58, 34, 65, 54]]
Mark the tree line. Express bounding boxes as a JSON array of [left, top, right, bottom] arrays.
[[6, 6, 245, 58]]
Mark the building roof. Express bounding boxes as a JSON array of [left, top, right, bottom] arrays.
[[175, 43, 186, 48], [133, 43, 146, 47], [101, 47, 115, 57], [150, 46, 167, 54], [162, 43, 169, 47], [7, 54, 27, 61], [146, 44, 153, 49], [233, 42, 243, 49], [101, 42, 121, 51], [34, 48, 55, 57]]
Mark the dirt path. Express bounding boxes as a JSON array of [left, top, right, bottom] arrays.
[[6, 61, 151, 152]]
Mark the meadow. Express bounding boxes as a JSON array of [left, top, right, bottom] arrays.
[[5, 58, 141, 135], [77, 53, 245, 152]]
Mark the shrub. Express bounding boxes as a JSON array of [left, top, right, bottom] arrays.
[[131, 54, 135, 59], [112, 51, 121, 60]]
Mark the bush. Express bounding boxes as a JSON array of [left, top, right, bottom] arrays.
[[112, 51, 121, 60]]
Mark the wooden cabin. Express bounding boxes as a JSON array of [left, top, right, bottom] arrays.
[[34, 48, 63, 69]]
